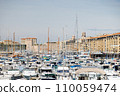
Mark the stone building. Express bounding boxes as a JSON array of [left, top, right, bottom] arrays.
[[85, 32, 120, 53], [84, 32, 120, 58], [20, 32, 120, 58], [0, 40, 26, 52], [40, 42, 58, 54], [21, 38, 37, 53]]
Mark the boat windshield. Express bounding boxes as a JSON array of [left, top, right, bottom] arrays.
[[57, 70, 69, 73]]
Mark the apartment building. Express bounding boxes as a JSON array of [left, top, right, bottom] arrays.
[[84, 33, 120, 53]]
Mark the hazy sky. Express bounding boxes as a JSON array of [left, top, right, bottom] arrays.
[[0, 0, 120, 43]]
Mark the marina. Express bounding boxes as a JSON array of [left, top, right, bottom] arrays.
[[0, 0, 120, 81], [0, 1, 120, 96], [0, 31, 120, 80], [0, 51, 120, 80]]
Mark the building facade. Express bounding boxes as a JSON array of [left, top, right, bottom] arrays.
[[84, 33, 120, 53], [81, 32, 120, 58], [40, 42, 58, 54], [21, 38, 37, 52], [17, 32, 120, 58], [0, 40, 26, 53]]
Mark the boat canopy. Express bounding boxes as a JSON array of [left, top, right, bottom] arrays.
[[75, 68, 106, 75], [57, 67, 69, 70], [70, 65, 82, 68]]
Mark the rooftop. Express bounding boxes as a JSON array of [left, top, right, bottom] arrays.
[[86, 32, 120, 40]]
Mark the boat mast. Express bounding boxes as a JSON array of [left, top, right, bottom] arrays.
[[62, 27, 65, 55], [13, 32, 15, 55], [0, 29, 2, 41], [8, 30, 9, 53], [58, 37, 60, 55], [48, 27, 49, 54], [76, 15, 78, 53], [63, 27, 65, 76]]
